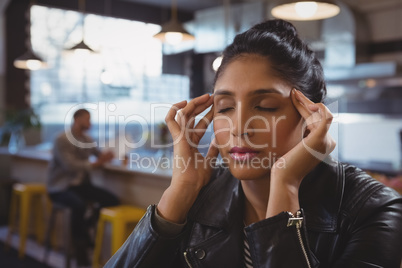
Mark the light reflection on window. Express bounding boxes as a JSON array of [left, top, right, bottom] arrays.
[[29, 5, 190, 143]]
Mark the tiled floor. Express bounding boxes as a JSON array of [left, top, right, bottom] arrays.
[[0, 226, 80, 268]]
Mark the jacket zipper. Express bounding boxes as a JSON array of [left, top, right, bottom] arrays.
[[184, 251, 193, 268], [287, 211, 311, 268]]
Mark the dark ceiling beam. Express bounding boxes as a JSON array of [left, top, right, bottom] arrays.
[[5, 0, 30, 109]]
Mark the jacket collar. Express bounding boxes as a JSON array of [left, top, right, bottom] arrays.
[[189, 159, 344, 233], [188, 167, 244, 229]]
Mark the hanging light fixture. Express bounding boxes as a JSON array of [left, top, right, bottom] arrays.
[[271, 0, 340, 21], [14, 1, 46, 70], [66, 0, 95, 53], [14, 49, 46, 70], [154, 0, 195, 45]]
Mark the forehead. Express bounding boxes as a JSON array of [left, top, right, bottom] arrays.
[[214, 54, 290, 96], [76, 112, 90, 120]]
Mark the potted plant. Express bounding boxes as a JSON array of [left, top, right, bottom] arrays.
[[0, 108, 41, 153]]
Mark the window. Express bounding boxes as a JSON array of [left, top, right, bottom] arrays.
[[29, 5, 190, 147]]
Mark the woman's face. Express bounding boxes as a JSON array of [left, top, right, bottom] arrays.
[[213, 54, 304, 181]]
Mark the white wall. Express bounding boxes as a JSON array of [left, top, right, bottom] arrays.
[[339, 114, 402, 170]]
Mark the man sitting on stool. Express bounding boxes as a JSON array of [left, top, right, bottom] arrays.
[[47, 108, 119, 267]]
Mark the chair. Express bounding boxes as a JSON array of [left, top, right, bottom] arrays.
[[92, 205, 146, 267], [42, 202, 72, 268], [6, 182, 47, 258]]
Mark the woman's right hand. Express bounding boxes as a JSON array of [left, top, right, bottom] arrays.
[[157, 94, 218, 223]]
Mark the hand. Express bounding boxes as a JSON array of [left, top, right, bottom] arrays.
[[267, 89, 336, 217], [92, 151, 114, 168], [157, 94, 218, 223], [103, 151, 115, 161]]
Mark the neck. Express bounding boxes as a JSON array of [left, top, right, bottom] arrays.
[[71, 124, 84, 137], [241, 177, 270, 226]]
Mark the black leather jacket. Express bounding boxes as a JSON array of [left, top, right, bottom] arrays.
[[105, 161, 402, 267]]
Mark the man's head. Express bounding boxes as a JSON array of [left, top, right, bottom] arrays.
[[73, 109, 91, 132]]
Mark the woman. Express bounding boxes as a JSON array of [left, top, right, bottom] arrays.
[[106, 19, 402, 267]]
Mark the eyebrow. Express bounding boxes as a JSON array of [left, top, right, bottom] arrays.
[[214, 88, 282, 96]]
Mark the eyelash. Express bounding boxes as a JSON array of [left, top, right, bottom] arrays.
[[217, 107, 233, 113], [217, 106, 277, 113], [255, 106, 277, 112]]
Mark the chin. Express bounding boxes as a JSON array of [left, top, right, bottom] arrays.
[[228, 163, 271, 181]]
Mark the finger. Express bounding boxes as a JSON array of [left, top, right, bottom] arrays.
[[180, 94, 211, 123], [291, 89, 312, 120], [185, 94, 214, 130], [165, 100, 187, 138], [192, 106, 214, 144], [292, 89, 323, 128], [294, 89, 315, 107], [206, 138, 219, 167], [312, 103, 334, 134], [192, 95, 214, 117]]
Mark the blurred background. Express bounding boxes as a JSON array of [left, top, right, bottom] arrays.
[[0, 0, 401, 172]]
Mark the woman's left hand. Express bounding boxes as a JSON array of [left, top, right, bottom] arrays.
[[266, 89, 336, 217]]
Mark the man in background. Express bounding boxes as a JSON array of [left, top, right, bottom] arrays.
[[47, 108, 119, 267]]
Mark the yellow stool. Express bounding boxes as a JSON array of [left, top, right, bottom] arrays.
[[6, 183, 47, 258], [93, 205, 146, 267]]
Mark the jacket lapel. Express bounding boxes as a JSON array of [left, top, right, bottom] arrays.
[[188, 166, 244, 229], [189, 159, 344, 233]]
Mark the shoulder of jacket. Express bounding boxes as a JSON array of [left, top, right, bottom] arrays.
[[54, 132, 69, 144], [340, 163, 402, 219]]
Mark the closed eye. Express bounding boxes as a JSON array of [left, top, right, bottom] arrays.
[[217, 107, 234, 113], [255, 106, 278, 112]]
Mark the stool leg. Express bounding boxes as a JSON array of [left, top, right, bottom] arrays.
[[45, 198, 58, 249], [63, 208, 72, 268], [111, 220, 126, 256], [5, 191, 18, 250], [34, 194, 45, 244], [18, 192, 30, 258], [43, 206, 56, 264], [93, 217, 105, 268]]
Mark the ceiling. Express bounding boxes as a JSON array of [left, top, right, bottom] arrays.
[[120, 0, 223, 13], [121, 0, 402, 14]]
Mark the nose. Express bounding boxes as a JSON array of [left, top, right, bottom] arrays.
[[231, 101, 254, 138]]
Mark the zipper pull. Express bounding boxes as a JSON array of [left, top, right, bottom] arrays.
[[286, 211, 303, 228], [184, 251, 193, 268]]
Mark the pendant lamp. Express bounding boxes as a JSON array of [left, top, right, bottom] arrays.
[[66, 0, 94, 53], [14, 1, 46, 70], [14, 49, 46, 70], [271, 0, 340, 21], [153, 0, 195, 45]]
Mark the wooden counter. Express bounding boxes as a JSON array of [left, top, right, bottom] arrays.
[[3, 147, 172, 209]]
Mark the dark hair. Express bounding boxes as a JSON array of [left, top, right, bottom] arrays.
[[73, 108, 90, 120], [215, 19, 326, 103]]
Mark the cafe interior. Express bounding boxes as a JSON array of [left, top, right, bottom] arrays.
[[0, 0, 401, 267]]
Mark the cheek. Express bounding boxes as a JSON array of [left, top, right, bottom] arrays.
[[213, 118, 231, 147]]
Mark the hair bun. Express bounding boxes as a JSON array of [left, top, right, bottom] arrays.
[[251, 19, 298, 39], [215, 19, 326, 103]]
